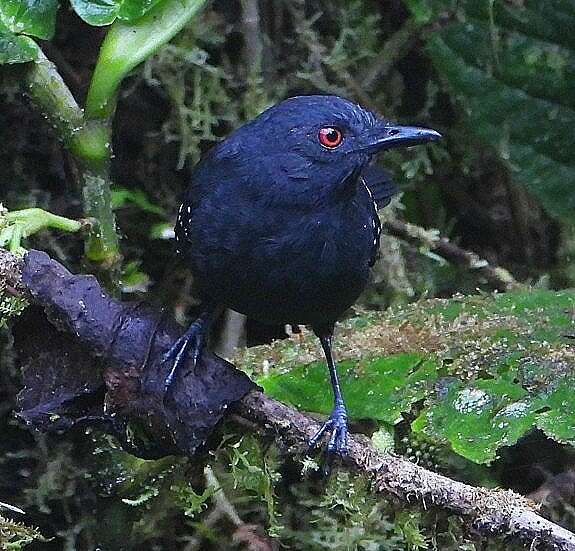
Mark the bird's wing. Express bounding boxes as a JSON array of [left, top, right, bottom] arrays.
[[365, 190, 382, 267], [174, 200, 192, 256], [360, 165, 398, 208], [359, 166, 397, 267]]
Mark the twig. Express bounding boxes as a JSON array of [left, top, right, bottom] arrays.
[[381, 219, 521, 292], [241, 0, 263, 72], [215, 310, 247, 359], [205, 466, 243, 527], [1, 248, 573, 550]]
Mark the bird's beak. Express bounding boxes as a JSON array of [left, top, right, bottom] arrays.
[[359, 124, 442, 152]]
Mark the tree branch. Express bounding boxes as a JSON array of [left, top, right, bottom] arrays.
[[1, 248, 573, 550], [382, 219, 521, 292]]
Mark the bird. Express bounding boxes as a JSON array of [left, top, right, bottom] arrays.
[[166, 95, 441, 469]]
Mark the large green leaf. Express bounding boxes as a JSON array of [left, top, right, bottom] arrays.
[[70, 0, 163, 26], [258, 353, 439, 424], [245, 289, 575, 464], [0, 0, 59, 39], [0, 20, 38, 64], [408, 0, 575, 221]]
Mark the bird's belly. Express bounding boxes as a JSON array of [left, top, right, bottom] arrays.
[[192, 223, 372, 326], [228, 258, 368, 326]]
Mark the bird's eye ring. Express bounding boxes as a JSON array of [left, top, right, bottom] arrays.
[[318, 126, 343, 149]]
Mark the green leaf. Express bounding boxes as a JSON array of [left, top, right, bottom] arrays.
[[413, 375, 575, 464], [0, 0, 59, 39], [111, 187, 166, 216], [408, 288, 575, 463], [535, 380, 575, 445], [258, 353, 439, 423], [85, 0, 208, 119], [70, 0, 118, 27], [246, 288, 575, 465], [117, 0, 164, 22], [412, 378, 540, 464], [413, 0, 575, 221], [171, 481, 215, 518], [70, 0, 163, 26], [0, 21, 38, 63]]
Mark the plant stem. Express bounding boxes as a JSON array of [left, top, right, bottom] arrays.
[[12, 0, 210, 282], [85, 0, 209, 120], [17, 49, 84, 147], [15, 48, 121, 275], [81, 0, 209, 273], [77, 163, 120, 267]]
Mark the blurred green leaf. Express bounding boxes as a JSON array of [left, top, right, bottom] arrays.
[[0, 0, 59, 39], [119, 260, 151, 293], [149, 222, 174, 240], [403, 0, 436, 25], [111, 187, 166, 216], [410, 0, 575, 221], [70, 0, 163, 26], [258, 353, 439, 423], [0, 21, 38, 63]]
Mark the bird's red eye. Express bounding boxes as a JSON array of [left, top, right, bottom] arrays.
[[318, 127, 343, 148]]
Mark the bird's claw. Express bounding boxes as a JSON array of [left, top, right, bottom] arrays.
[[308, 404, 348, 476], [163, 321, 205, 394]]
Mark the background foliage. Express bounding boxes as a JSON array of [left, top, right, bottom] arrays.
[[1, 0, 575, 549]]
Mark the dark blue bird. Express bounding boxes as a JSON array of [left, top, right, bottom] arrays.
[[167, 95, 440, 467]]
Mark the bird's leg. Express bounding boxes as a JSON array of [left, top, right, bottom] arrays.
[[163, 304, 219, 393], [308, 329, 348, 473]]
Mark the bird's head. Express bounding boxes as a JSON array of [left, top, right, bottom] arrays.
[[214, 95, 441, 203]]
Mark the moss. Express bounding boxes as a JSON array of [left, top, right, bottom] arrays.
[[0, 514, 46, 550], [235, 290, 575, 382]]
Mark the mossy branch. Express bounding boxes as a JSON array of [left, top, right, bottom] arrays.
[[0, 247, 573, 550], [382, 218, 521, 291], [237, 391, 575, 551]]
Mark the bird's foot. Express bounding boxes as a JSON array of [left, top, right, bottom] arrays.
[[308, 403, 348, 476], [163, 319, 206, 394]]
